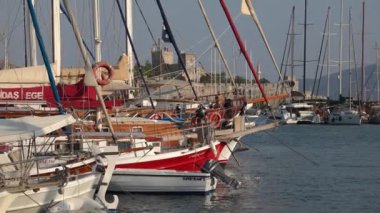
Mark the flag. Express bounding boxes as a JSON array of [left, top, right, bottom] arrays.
[[241, 0, 251, 16], [161, 25, 171, 43]]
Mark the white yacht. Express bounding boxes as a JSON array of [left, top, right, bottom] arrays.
[[327, 107, 362, 125], [283, 103, 321, 124]]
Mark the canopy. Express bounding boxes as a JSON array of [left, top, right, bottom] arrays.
[[0, 114, 76, 144]]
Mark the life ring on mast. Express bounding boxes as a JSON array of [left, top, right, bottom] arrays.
[[92, 62, 114, 86]]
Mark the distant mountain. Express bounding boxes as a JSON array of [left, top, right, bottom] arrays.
[[298, 64, 379, 101]]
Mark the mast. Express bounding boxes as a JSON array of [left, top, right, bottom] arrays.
[[93, 0, 103, 130], [198, 0, 237, 91], [126, 0, 134, 86], [349, 7, 352, 110], [115, 0, 155, 109], [52, 0, 61, 79], [290, 6, 295, 96], [156, 0, 198, 100], [23, 0, 28, 67], [303, 0, 308, 99], [3, 34, 8, 70], [361, 0, 366, 104], [327, 7, 331, 99], [28, 0, 37, 66], [219, 0, 269, 104], [93, 0, 101, 62], [339, 0, 344, 101], [376, 42, 380, 103]]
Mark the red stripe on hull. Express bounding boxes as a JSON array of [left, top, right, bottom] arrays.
[[115, 143, 228, 172]]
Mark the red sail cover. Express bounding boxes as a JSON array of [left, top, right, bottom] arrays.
[[0, 79, 124, 109]]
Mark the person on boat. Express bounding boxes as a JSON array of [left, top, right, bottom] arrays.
[[175, 104, 181, 117]]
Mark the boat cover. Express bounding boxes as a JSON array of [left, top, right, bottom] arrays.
[[0, 114, 75, 143]]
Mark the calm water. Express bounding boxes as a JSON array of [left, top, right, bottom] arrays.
[[116, 124, 380, 213]]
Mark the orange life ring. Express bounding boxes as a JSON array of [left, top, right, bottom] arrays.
[[152, 113, 162, 120], [207, 112, 222, 129], [92, 62, 114, 86]]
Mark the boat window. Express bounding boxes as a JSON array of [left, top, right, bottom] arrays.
[[132, 127, 143, 133]]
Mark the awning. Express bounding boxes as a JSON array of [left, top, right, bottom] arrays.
[[0, 114, 76, 144]]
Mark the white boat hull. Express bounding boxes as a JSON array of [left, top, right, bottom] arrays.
[[328, 112, 362, 125], [0, 174, 105, 213], [109, 169, 217, 193]]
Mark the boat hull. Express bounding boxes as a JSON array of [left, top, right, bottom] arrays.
[[115, 140, 237, 172], [328, 113, 362, 125], [109, 169, 217, 193], [1, 174, 104, 213]]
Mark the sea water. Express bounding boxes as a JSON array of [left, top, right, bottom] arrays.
[[116, 124, 380, 213]]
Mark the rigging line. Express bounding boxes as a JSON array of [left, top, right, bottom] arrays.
[[3, 0, 23, 46], [141, 13, 241, 79], [316, 39, 329, 96], [59, 4, 95, 61], [275, 15, 293, 97], [264, 131, 320, 166], [156, 0, 198, 100], [134, 0, 158, 49], [23, 191, 43, 207], [133, 0, 172, 76], [311, 7, 329, 97], [350, 22, 360, 103], [279, 7, 293, 79]]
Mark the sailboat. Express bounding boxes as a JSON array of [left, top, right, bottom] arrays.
[[0, 114, 113, 212], [0, 1, 120, 211], [327, 2, 361, 125]]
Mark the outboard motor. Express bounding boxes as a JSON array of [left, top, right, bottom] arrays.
[[202, 159, 241, 189]]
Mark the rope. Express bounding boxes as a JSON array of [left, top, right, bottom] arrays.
[[264, 130, 320, 166]]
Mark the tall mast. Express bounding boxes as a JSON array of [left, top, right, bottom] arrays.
[[349, 7, 352, 110], [126, 0, 134, 86], [93, 0, 101, 62], [361, 0, 366, 103], [376, 42, 380, 103], [338, 0, 344, 100], [3, 34, 8, 70], [28, 0, 37, 66], [290, 6, 295, 95], [52, 0, 61, 78], [327, 7, 331, 99], [303, 0, 308, 99]]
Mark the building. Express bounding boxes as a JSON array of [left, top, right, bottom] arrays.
[[151, 46, 206, 82]]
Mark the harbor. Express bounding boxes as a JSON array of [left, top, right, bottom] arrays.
[[0, 0, 379, 212]]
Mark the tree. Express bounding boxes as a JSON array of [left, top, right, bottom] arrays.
[[134, 60, 153, 77]]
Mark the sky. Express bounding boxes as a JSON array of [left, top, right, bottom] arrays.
[[1, 0, 380, 83]]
